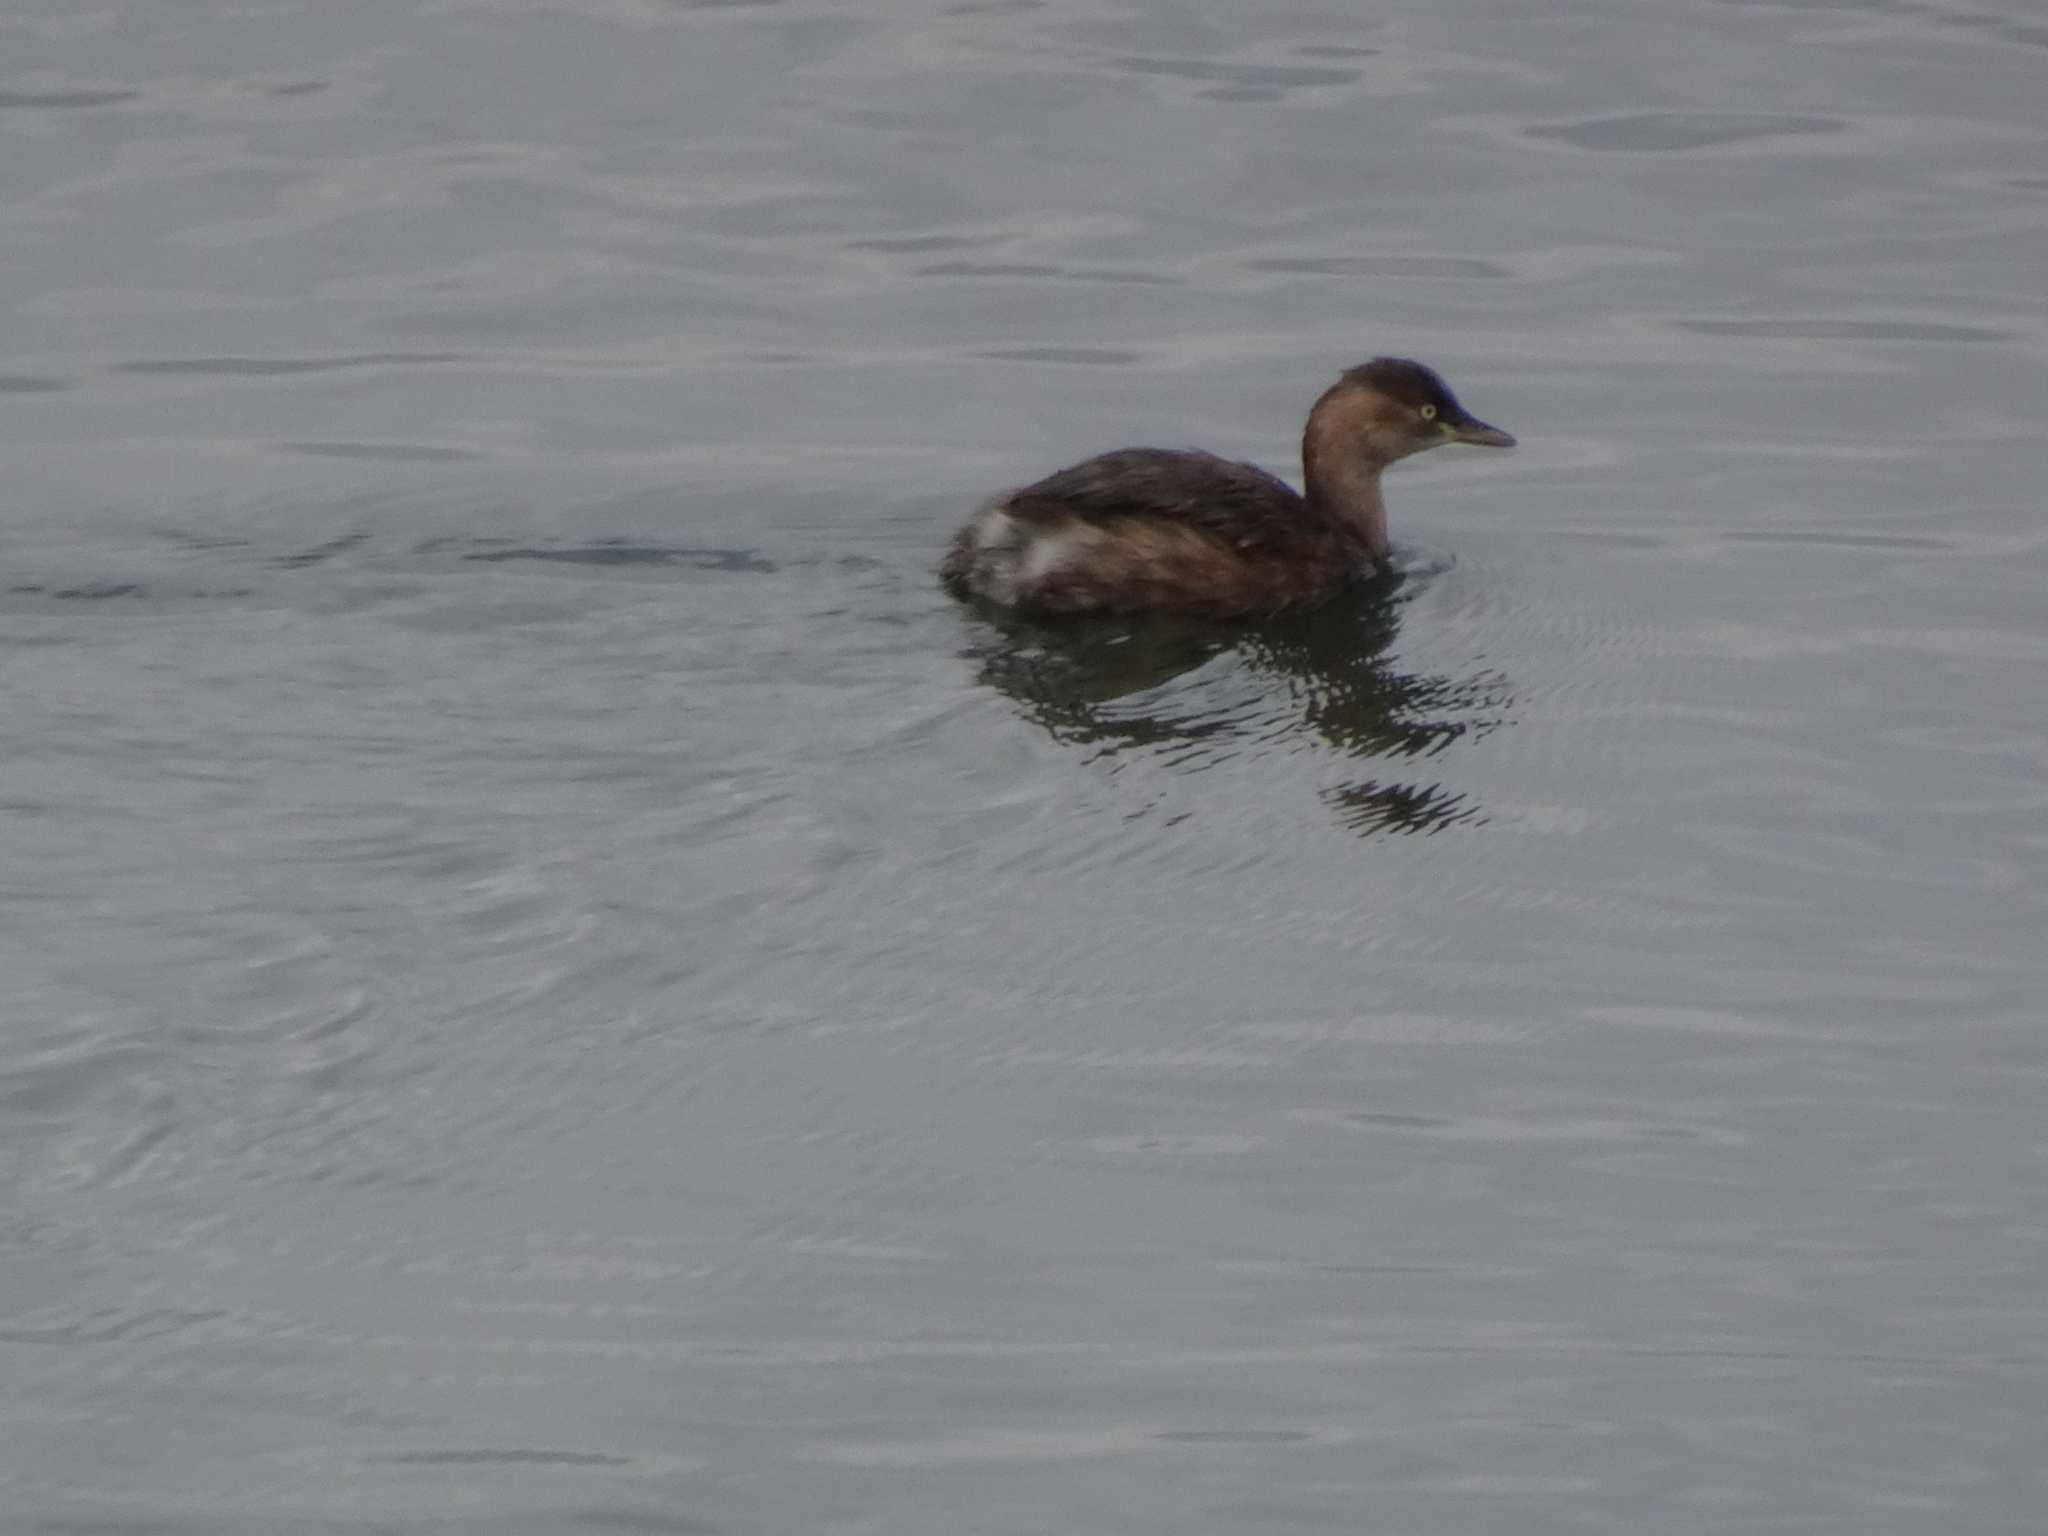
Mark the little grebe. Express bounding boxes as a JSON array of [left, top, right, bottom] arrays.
[[942, 358, 1513, 618]]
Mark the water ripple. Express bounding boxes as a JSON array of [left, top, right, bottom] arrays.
[[1671, 317, 2013, 342], [1108, 56, 1365, 91], [119, 353, 463, 376], [1526, 112, 1846, 151]]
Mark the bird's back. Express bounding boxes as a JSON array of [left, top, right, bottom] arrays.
[[1006, 449, 1303, 543]]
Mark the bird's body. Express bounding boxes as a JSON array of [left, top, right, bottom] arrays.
[[942, 358, 1513, 619], [944, 449, 1355, 618]]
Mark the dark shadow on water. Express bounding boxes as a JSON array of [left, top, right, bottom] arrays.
[[0, 89, 139, 110], [10, 581, 145, 601], [457, 540, 776, 573], [959, 577, 1509, 837], [1324, 777, 1484, 836]]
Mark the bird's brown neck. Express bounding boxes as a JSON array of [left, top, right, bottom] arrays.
[[1302, 421, 1390, 564]]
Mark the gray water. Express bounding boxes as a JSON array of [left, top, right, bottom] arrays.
[[3, 0, 2046, 1531]]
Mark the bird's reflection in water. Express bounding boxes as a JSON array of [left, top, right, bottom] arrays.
[[959, 573, 1510, 836]]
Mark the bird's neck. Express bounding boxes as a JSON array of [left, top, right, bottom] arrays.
[[1303, 453, 1389, 564]]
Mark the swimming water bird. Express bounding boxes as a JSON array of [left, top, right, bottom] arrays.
[[942, 358, 1513, 618]]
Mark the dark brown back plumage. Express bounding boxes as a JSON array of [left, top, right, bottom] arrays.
[[1004, 449, 1311, 553]]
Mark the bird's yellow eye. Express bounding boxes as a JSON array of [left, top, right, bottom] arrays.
[[1420, 404, 1437, 420]]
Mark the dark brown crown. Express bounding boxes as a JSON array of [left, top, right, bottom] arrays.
[[1342, 357, 1466, 418]]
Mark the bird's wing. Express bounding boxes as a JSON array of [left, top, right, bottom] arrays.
[[1002, 449, 1307, 551]]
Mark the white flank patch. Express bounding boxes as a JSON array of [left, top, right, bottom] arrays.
[[1019, 522, 1101, 584], [970, 506, 1018, 552]]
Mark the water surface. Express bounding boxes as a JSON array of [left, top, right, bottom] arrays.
[[3, 0, 2046, 1531]]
